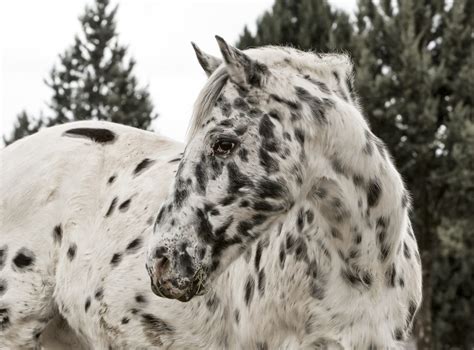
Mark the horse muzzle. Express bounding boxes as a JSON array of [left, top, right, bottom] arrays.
[[146, 255, 208, 302]]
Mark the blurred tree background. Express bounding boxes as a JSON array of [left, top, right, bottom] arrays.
[[3, 0, 157, 145], [238, 0, 473, 348]]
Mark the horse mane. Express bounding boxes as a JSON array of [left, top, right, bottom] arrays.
[[186, 67, 229, 141], [186, 46, 356, 141]]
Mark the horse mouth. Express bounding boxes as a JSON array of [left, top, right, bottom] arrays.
[[149, 269, 208, 302]]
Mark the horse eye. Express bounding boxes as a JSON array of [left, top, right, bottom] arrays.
[[212, 140, 236, 157]]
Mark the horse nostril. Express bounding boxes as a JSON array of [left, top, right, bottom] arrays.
[[152, 246, 171, 279], [156, 256, 169, 270], [154, 246, 168, 259]]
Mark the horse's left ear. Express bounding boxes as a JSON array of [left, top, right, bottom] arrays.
[[191, 42, 222, 77], [215, 35, 268, 88]]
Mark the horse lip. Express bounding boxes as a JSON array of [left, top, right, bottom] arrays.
[[149, 269, 208, 301]]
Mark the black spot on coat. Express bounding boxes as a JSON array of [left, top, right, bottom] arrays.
[[0, 245, 7, 271], [0, 279, 7, 297], [135, 294, 147, 303], [110, 253, 122, 266], [134, 158, 155, 176], [67, 244, 77, 261], [53, 225, 63, 244], [367, 178, 382, 207], [126, 238, 142, 253], [254, 241, 263, 271], [63, 128, 116, 144], [256, 179, 287, 199], [270, 94, 301, 110], [141, 313, 175, 346], [84, 297, 91, 312], [295, 86, 333, 123], [105, 197, 118, 217], [403, 241, 411, 259], [257, 269, 265, 296], [0, 307, 10, 331], [95, 287, 104, 300], [12, 248, 35, 269], [227, 162, 252, 192], [244, 275, 255, 306], [259, 148, 279, 173], [118, 199, 131, 212]]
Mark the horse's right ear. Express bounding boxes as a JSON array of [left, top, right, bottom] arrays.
[[191, 42, 222, 77]]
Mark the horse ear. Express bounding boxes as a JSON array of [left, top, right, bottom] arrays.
[[215, 35, 267, 88], [191, 42, 222, 77]]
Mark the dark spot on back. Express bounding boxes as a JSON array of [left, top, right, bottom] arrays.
[[107, 175, 116, 184], [110, 253, 122, 267], [118, 199, 131, 212], [168, 157, 181, 163], [84, 297, 91, 312], [63, 128, 116, 144], [0, 307, 11, 331], [126, 238, 142, 253], [0, 279, 7, 297], [134, 158, 155, 176], [105, 197, 118, 217], [135, 294, 147, 303], [94, 287, 104, 300], [53, 225, 62, 244], [12, 248, 35, 269], [67, 244, 77, 261], [234, 309, 240, 323], [0, 245, 7, 271]]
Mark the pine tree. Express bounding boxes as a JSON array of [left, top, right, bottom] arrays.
[[3, 111, 44, 146], [46, 0, 157, 128], [4, 0, 157, 145], [237, 0, 355, 53]]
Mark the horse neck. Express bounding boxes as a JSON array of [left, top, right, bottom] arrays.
[[302, 105, 409, 267]]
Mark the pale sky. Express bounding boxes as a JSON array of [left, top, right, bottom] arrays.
[[0, 0, 356, 143]]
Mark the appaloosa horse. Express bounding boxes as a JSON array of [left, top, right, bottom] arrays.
[[0, 37, 421, 349]]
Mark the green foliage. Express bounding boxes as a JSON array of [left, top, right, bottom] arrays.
[[237, 0, 355, 53], [3, 111, 44, 146], [4, 0, 157, 145], [237, 0, 473, 347]]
